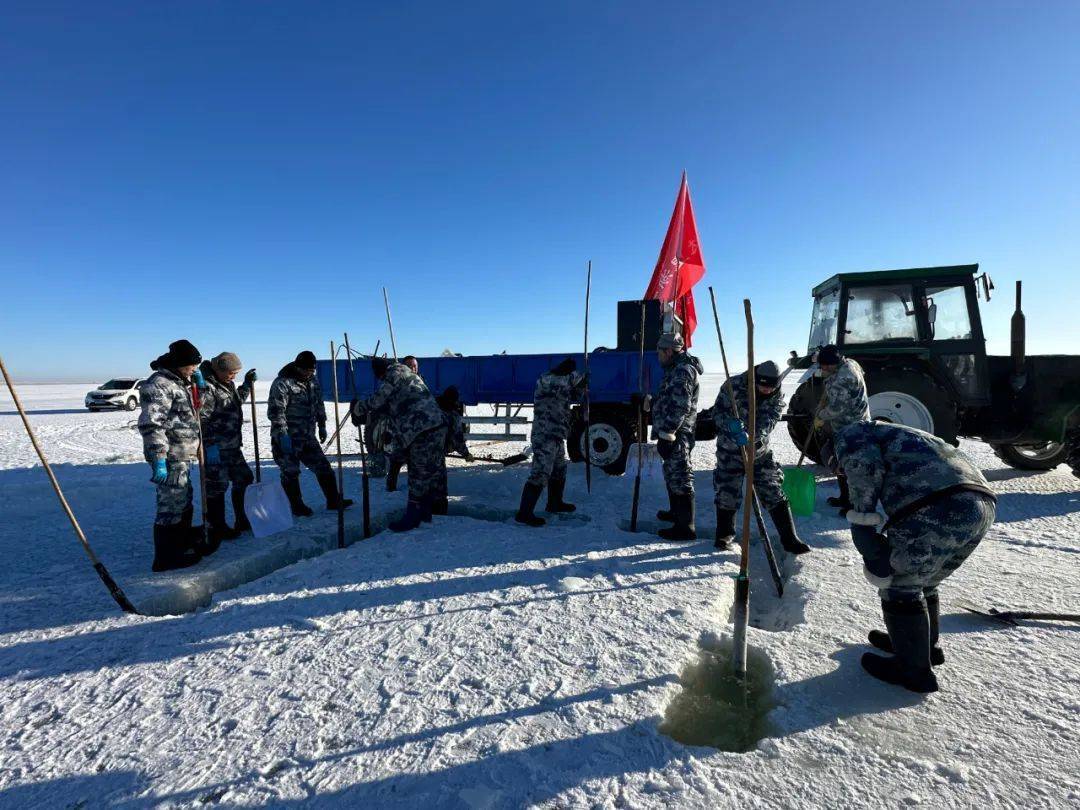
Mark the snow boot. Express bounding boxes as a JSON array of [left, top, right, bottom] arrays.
[[432, 496, 449, 516], [657, 487, 676, 522], [869, 594, 945, 665], [190, 524, 221, 557], [317, 472, 353, 511], [514, 482, 546, 527], [545, 477, 576, 513], [714, 507, 736, 550], [390, 498, 425, 532], [769, 501, 811, 555], [151, 523, 202, 572], [861, 599, 939, 693], [282, 479, 314, 517], [231, 487, 252, 534], [827, 474, 853, 515], [658, 493, 696, 542], [206, 494, 241, 543]]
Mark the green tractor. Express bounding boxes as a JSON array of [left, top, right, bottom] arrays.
[[786, 264, 1080, 473]]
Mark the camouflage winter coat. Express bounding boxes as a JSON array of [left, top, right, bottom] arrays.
[[713, 371, 785, 455], [834, 422, 992, 518], [138, 369, 200, 463], [267, 363, 327, 440], [653, 353, 703, 441], [351, 363, 444, 447], [197, 360, 252, 450], [818, 358, 871, 433], [444, 409, 469, 456], [532, 370, 586, 441]]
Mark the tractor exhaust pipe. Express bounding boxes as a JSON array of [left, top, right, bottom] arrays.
[[1010, 280, 1027, 391]]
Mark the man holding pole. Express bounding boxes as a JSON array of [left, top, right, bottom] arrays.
[[197, 352, 257, 540], [653, 333, 703, 541], [712, 361, 811, 554], [138, 339, 207, 572]]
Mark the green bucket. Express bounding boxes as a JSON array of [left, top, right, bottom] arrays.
[[783, 467, 817, 516]]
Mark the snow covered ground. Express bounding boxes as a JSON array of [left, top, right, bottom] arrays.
[[1, 380, 1078, 808]]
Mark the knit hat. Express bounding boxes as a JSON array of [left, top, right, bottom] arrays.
[[657, 333, 684, 351], [817, 344, 841, 366], [168, 339, 201, 366], [371, 356, 392, 379], [552, 358, 577, 376], [295, 350, 317, 370], [212, 352, 242, 373], [754, 360, 781, 388]]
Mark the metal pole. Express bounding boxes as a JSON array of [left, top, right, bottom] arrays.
[[583, 260, 592, 493], [331, 341, 345, 549], [732, 299, 756, 679], [0, 355, 139, 614], [629, 298, 648, 532], [383, 288, 398, 361], [344, 332, 371, 539]]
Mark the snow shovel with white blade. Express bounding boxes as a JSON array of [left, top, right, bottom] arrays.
[[625, 442, 663, 480], [244, 387, 293, 538]]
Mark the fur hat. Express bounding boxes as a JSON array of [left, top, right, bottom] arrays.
[[657, 333, 684, 351], [754, 360, 781, 387], [552, 358, 577, 376], [212, 352, 242, 373], [295, 350, 317, 370], [817, 344, 841, 366]]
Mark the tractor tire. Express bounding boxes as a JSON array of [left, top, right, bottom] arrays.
[[786, 377, 828, 466], [866, 369, 958, 445], [990, 442, 1069, 471], [569, 409, 636, 475]]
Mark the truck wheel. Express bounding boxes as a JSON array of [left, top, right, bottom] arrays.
[[786, 377, 828, 465], [570, 411, 635, 475], [990, 442, 1069, 471], [866, 370, 957, 444]]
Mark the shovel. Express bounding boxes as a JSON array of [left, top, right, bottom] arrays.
[[244, 386, 294, 538], [624, 442, 663, 481]]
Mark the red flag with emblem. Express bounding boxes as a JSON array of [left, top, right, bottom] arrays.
[[643, 171, 705, 346]]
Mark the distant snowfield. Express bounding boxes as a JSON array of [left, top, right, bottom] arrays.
[[0, 380, 1078, 807]]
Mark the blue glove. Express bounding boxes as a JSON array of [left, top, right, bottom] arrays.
[[205, 444, 221, 465], [279, 433, 293, 453], [150, 458, 168, 484], [725, 417, 749, 447], [192, 368, 207, 390]]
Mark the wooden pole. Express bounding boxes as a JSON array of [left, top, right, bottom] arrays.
[[0, 355, 139, 614], [191, 380, 211, 550], [249, 374, 261, 483], [629, 299, 648, 532], [583, 260, 592, 493], [331, 341, 345, 549], [344, 332, 371, 539], [732, 299, 755, 678], [382, 288, 398, 361]]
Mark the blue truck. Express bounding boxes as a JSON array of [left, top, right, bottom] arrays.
[[316, 301, 678, 474]]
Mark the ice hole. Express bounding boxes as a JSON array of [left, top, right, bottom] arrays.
[[660, 637, 775, 752]]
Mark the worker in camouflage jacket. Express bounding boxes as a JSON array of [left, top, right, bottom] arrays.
[[197, 352, 257, 540], [815, 344, 872, 513], [138, 339, 208, 572], [835, 421, 996, 694], [711, 361, 810, 554], [268, 350, 352, 517], [515, 359, 586, 527], [651, 333, 703, 541], [351, 357, 447, 531], [432, 386, 474, 513]]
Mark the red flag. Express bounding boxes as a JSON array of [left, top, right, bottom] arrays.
[[643, 171, 706, 346]]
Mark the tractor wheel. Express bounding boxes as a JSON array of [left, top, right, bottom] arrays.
[[569, 410, 636, 475], [786, 377, 828, 465], [866, 369, 958, 444], [990, 442, 1069, 471]]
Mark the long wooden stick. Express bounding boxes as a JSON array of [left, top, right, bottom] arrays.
[[708, 287, 783, 598], [344, 332, 371, 539], [629, 299, 648, 532], [331, 341, 345, 549], [191, 380, 211, 550], [249, 375, 261, 483], [583, 260, 592, 494], [382, 288, 398, 361], [732, 299, 756, 679], [0, 355, 139, 614]]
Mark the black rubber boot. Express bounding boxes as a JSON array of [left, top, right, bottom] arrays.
[[390, 498, 425, 532], [861, 600, 940, 693], [714, 507, 736, 549], [869, 593, 945, 665], [515, 482, 546, 527], [232, 487, 252, 533], [386, 461, 402, 493], [207, 494, 241, 542], [432, 496, 449, 516], [189, 524, 221, 557], [827, 474, 853, 515], [657, 487, 676, 522], [658, 493, 696, 541], [282, 479, 314, 517], [317, 472, 353, 511], [545, 477, 576, 513], [769, 501, 811, 555], [180, 505, 194, 528], [421, 494, 433, 523], [151, 523, 202, 572]]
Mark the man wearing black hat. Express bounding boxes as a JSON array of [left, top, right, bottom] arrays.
[[268, 350, 352, 517], [815, 344, 871, 513], [138, 339, 208, 571], [711, 360, 810, 554], [515, 358, 586, 526]]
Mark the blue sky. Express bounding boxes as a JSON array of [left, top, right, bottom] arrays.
[[2, 2, 1078, 382]]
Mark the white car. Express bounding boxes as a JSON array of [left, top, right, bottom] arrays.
[[85, 378, 144, 411]]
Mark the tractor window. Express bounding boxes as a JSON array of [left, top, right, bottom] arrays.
[[941, 354, 980, 398], [845, 285, 918, 344], [808, 289, 839, 350], [925, 285, 973, 341]]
